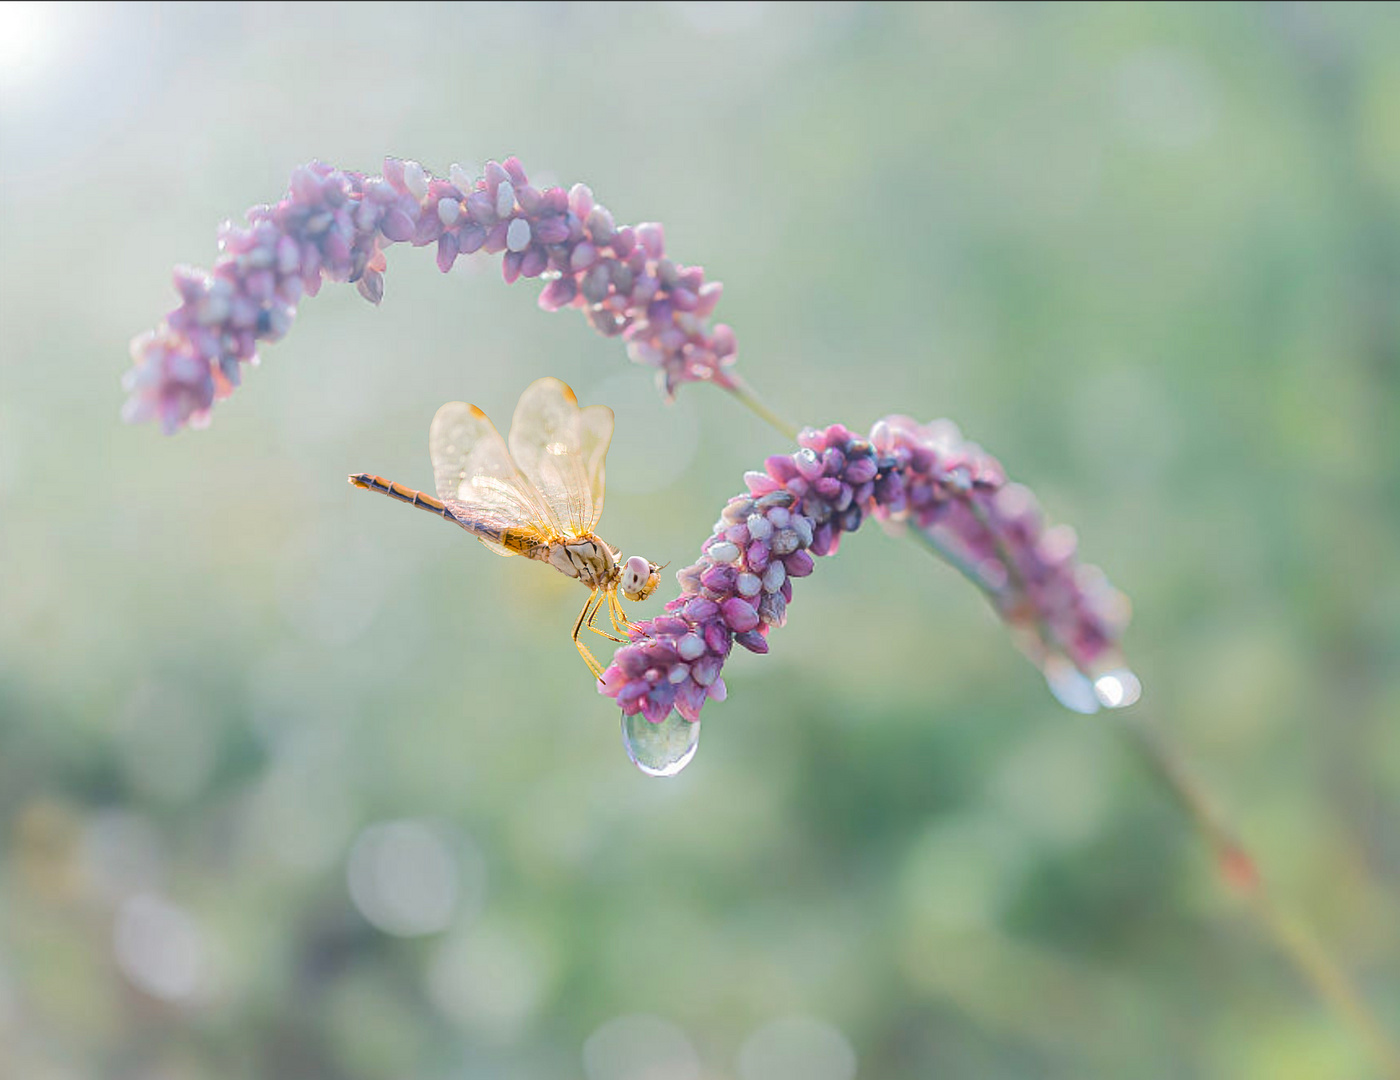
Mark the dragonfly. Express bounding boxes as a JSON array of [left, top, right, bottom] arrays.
[[349, 377, 661, 679]]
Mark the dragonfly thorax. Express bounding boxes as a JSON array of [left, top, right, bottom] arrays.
[[546, 536, 617, 588]]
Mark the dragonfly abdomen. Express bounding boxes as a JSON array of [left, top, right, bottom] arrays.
[[348, 473, 456, 521]]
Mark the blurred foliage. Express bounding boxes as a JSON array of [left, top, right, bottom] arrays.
[[2, 3, 1398, 1078]]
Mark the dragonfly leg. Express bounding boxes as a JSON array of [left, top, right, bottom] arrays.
[[586, 587, 629, 644], [606, 589, 637, 637], [573, 588, 607, 679]]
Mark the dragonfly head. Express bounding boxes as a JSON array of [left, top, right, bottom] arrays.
[[620, 555, 662, 602]]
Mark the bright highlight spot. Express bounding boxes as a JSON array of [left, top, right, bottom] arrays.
[[1043, 656, 1100, 715], [113, 893, 208, 1003], [1094, 668, 1143, 709], [347, 820, 480, 937], [0, 3, 58, 88], [427, 923, 551, 1041], [583, 1014, 701, 1080], [738, 1015, 858, 1080]]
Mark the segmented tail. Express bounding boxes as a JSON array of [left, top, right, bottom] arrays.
[[348, 473, 454, 521]]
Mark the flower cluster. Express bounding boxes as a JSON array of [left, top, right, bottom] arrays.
[[124, 157, 736, 432], [600, 417, 1131, 725]]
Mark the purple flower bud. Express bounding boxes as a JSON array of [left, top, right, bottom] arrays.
[[538, 276, 578, 311], [636, 221, 665, 258], [614, 645, 650, 678], [691, 655, 722, 687], [683, 596, 719, 623], [784, 550, 815, 577], [674, 680, 708, 722], [617, 681, 648, 710], [465, 190, 496, 224], [586, 205, 616, 244], [436, 232, 459, 273], [501, 251, 523, 284], [766, 455, 799, 482], [721, 597, 759, 632], [483, 221, 509, 254], [576, 262, 608, 304], [651, 616, 688, 637], [700, 564, 737, 593], [677, 634, 706, 661], [519, 246, 549, 279], [734, 629, 769, 653], [356, 269, 384, 305], [793, 448, 825, 482], [641, 684, 676, 724], [380, 209, 415, 242], [703, 622, 731, 657], [845, 455, 878, 485]]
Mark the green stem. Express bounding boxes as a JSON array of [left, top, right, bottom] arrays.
[[717, 370, 1400, 1073], [906, 523, 1002, 607], [722, 375, 799, 442], [1119, 708, 1400, 1079]]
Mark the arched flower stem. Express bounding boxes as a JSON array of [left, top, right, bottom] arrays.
[[723, 375, 799, 442], [1120, 710, 1400, 1079], [727, 377, 1400, 1078]]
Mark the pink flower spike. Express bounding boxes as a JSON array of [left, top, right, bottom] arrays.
[[125, 155, 744, 432], [601, 419, 1132, 726]]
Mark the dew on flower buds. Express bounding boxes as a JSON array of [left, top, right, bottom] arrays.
[[448, 162, 475, 191], [437, 198, 461, 226], [402, 160, 429, 202], [746, 514, 773, 541], [770, 529, 799, 556], [622, 713, 700, 777], [495, 181, 515, 219], [1093, 668, 1142, 709], [506, 218, 532, 252], [707, 541, 740, 564], [1044, 657, 1100, 715]]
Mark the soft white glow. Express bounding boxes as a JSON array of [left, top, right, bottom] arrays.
[[347, 820, 482, 937], [1094, 668, 1143, 709], [113, 893, 207, 1003], [1043, 656, 1100, 715], [738, 1016, 857, 1080], [427, 923, 550, 1041], [0, 3, 58, 88], [583, 1014, 701, 1080]]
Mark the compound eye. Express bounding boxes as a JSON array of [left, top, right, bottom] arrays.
[[622, 555, 651, 599]]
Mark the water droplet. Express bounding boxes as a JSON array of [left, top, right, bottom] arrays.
[[1043, 656, 1100, 715], [1093, 668, 1142, 709], [622, 713, 700, 777]]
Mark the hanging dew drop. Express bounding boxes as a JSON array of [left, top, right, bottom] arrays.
[[1043, 656, 1100, 715], [622, 712, 700, 777], [1093, 668, 1142, 709]]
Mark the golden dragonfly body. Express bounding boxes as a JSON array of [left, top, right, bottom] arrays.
[[350, 377, 659, 677]]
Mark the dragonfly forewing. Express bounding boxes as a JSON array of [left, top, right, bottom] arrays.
[[442, 501, 551, 558]]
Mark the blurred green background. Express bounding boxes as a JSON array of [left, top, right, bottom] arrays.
[[2, 2, 1398, 1078]]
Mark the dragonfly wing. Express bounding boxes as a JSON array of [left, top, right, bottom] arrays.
[[429, 401, 563, 556], [441, 501, 553, 558], [506, 377, 614, 535]]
